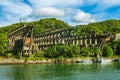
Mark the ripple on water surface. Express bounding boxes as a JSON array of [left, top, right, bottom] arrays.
[[0, 62, 120, 80]]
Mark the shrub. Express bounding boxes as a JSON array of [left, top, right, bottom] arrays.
[[102, 45, 114, 57]]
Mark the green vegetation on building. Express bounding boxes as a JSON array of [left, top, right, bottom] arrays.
[[0, 18, 120, 59]]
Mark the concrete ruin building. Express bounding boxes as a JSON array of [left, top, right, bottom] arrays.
[[8, 25, 116, 57]]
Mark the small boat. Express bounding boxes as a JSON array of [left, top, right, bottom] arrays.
[[93, 58, 112, 63], [76, 59, 92, 64], [101, 59, 112, 63], [114, 58, 120, 62]]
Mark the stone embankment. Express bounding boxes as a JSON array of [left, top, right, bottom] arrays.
[[0, 59, 53, 64], [0, 58, 119, 64], [0, 58, 79, 64]]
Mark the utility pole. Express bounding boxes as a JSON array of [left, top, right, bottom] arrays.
[[19, 17, 21, 23]]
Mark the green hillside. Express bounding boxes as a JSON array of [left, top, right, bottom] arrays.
[[0, 18, 71, 56], [0, 18, 120, 58], [75, 19, 120, 34], [0, 18, 70, 34]]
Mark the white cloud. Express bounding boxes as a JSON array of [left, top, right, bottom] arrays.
[[113, 9, 120, 18], [83, 0, 100, 5], [0, 13, 20, 27], [0, 0, 120, 27], [72, 11, 95, 23], [0, 0, 84, 26], [1, 0, 32, 17], [103, 0, 120, 6], [32, 7, 64, 17], [0, 0, 32, 26], [96, 9, 120, 21], [0, 21, 10, 27], [28, 0, 83, 8], [93, 0, 120, 12]]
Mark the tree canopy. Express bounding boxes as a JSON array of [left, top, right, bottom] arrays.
[[75, 19, 120, 34]]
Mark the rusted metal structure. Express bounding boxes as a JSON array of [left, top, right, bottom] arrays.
[[8, 25, 112, 57]]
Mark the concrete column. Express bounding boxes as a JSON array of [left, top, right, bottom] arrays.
[[95, 39, 97, 45]]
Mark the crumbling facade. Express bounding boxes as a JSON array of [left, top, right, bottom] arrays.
[[8, 25, 113, 56]]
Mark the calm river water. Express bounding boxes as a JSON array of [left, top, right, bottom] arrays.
[[0, 62, 120, 80]]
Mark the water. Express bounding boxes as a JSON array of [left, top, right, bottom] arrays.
[[0, 62, 120, 80]]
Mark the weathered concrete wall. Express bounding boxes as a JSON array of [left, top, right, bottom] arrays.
[[115, 34, 120, 40]]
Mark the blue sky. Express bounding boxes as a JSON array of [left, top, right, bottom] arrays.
[[0, 0, 120, 27]]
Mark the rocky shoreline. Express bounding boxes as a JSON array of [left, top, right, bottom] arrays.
[[0, 58, 75, 64], [0, 57, 119, 65], [0, 59, 54, 64]]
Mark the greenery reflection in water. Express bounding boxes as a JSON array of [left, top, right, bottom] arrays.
[[0, 62, 120, 80]]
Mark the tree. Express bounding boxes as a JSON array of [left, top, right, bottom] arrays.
[[110, 39, 120, 55], [44, 44, 80, 58], [95, 48, 102, 57], [0, 33, 7, 56], [65, 44, 80, 58], [102, 45, 114, 57], [80, 47, 92, 57]]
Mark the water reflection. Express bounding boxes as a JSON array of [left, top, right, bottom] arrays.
[[0, 62, 120, 80]]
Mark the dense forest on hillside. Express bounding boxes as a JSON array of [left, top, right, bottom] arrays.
[[74, 19, 120, 35], [0, 18, 120, 58], [0, 18, 70, 34]]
